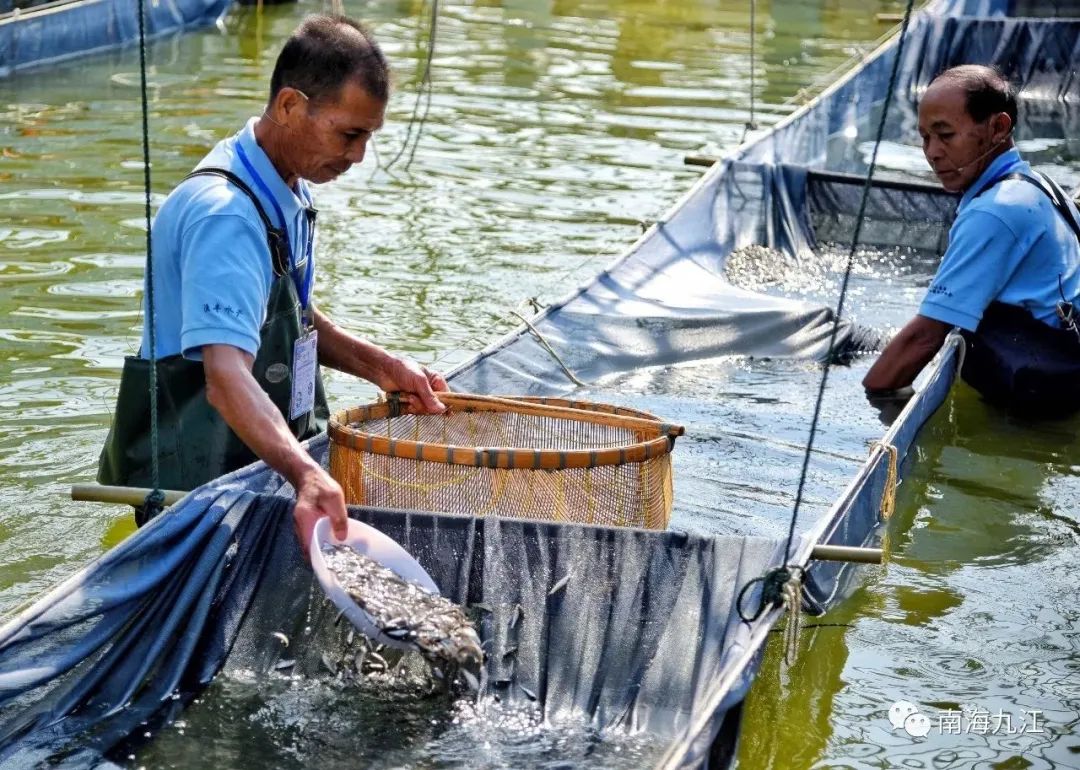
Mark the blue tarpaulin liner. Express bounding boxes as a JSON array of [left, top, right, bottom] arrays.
[[0, 0, 1064, 765], [736, 7, 1080, 171], [0, 0, 231, 77]]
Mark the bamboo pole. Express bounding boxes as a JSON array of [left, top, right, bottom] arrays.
[[70, 484, 187, 507], [684, 154, 719, 167], [810, 544, 882, 564], [69, 485, 884, 564]]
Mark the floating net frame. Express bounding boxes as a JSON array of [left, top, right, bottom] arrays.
[[329, 393, 685, 530]]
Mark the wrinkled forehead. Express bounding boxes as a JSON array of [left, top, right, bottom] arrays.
[[315, 79, 387, 132], [918, 80, 973, 126]]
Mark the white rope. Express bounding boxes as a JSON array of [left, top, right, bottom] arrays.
[[871, 439, 898, 521], [781, 571, 803, 665]]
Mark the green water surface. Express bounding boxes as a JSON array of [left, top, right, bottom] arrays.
[[0, 1, 1077, 768]]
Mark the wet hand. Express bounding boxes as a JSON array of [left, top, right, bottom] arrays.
[[864, 386, 914, 427], [377, 357, 448, 414], [864, 385, 915, 402], [292, 466, 349, 555]]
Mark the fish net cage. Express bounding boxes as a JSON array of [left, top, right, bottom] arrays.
[[328, 393, 684, 529]]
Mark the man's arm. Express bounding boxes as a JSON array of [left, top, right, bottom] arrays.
[[864, 207, 1020, 398], [862, 315, 951, 394], [203, 344, 348, 551], [311, 307, 447, 413]]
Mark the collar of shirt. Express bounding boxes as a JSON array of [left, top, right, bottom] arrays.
[[235, 117, 313, 231], [958, 147, 1025, 211]]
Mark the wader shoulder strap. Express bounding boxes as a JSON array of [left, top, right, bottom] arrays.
[[184, 167, 290, 277], [975, 171, 1080, 244]]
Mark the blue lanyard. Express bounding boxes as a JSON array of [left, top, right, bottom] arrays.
[[235, 142, 316, 313]]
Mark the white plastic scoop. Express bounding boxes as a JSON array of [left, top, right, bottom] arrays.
[[309, 516, 440, 651]]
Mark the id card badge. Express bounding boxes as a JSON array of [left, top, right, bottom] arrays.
[[289, 329, 318, 420]]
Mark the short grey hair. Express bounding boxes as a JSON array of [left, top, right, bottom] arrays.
[[268, 15, 390, 106]]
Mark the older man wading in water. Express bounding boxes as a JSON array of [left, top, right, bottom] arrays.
[[98, 15, 448, 549], [863, 65, 1080, 417]]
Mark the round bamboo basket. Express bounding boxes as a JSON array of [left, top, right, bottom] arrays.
[[328, 393, 684, 530]]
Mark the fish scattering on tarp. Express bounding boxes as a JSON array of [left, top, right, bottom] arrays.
[[321, 544, 483, 682]]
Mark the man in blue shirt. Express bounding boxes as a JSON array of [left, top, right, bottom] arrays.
[[863, 65, 1080, 412], [99, 15, 448, 549]]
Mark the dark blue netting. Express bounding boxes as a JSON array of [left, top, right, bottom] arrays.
[[737, 6, 1080, 172], [0, 482, 789, 769], [898, 16, 1080, 104]]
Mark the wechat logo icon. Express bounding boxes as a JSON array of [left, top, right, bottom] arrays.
[[889, 700, 932, 738]]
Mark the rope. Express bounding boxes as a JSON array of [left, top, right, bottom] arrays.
[[736, 0, 917, 642], [427, 294, 553, 373], [136, 0, 164, 517], [872, 440, 898, 520], [782, 0, 915, 564], [382, 0, 439, 172], [781, 570, 803, 665], [736, 565, 805, 623], [781, 15, 903, 108], [734, 566, 804, 663], [508, 309, 588, 388]]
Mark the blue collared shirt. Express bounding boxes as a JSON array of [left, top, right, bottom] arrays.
[[919, 148, 1080, 332], [140, 117, 316, 359]]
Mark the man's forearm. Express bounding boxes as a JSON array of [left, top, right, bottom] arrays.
[[863, 315, 950, 392], [312, 307, 394, 383], [309, 307, 447, 414], [203, 346, 321, 488], [863, 339, 936, 391]]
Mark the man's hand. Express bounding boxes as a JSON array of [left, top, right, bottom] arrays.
[[311, 307, 449, 414], [292, 466, 349, 555], [374, 356, 448, 414], [864, 385, 915, 426]]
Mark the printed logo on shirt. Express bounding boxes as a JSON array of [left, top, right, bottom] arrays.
[[927, 284, 953, 298], [203, 302, 243, 319]]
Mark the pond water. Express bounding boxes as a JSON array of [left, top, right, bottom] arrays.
[[0, 1, 1077, 768]]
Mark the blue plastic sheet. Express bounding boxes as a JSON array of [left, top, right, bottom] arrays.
[[0, 0, 1030, 765], [0, 0, 231, 77]]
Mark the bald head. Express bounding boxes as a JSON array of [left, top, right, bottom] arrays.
[[918, 65, 1017, 193], [928, 65, 1017, 127]]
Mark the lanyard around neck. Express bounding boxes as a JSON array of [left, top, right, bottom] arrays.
[[235, 141, 316, 313]]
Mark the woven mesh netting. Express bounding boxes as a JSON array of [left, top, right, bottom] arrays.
[[328, 396, 680, 530]]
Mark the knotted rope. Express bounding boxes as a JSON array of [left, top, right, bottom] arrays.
[[873, 440, 899, 521], [780, 570, 804, 664]]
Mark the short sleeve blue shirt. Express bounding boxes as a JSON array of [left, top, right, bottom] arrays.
[[140, 118, 316, 360], [918, 148, 1080, 332]]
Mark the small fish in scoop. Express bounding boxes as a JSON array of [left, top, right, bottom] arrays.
[[322, 544, 483, 679]]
